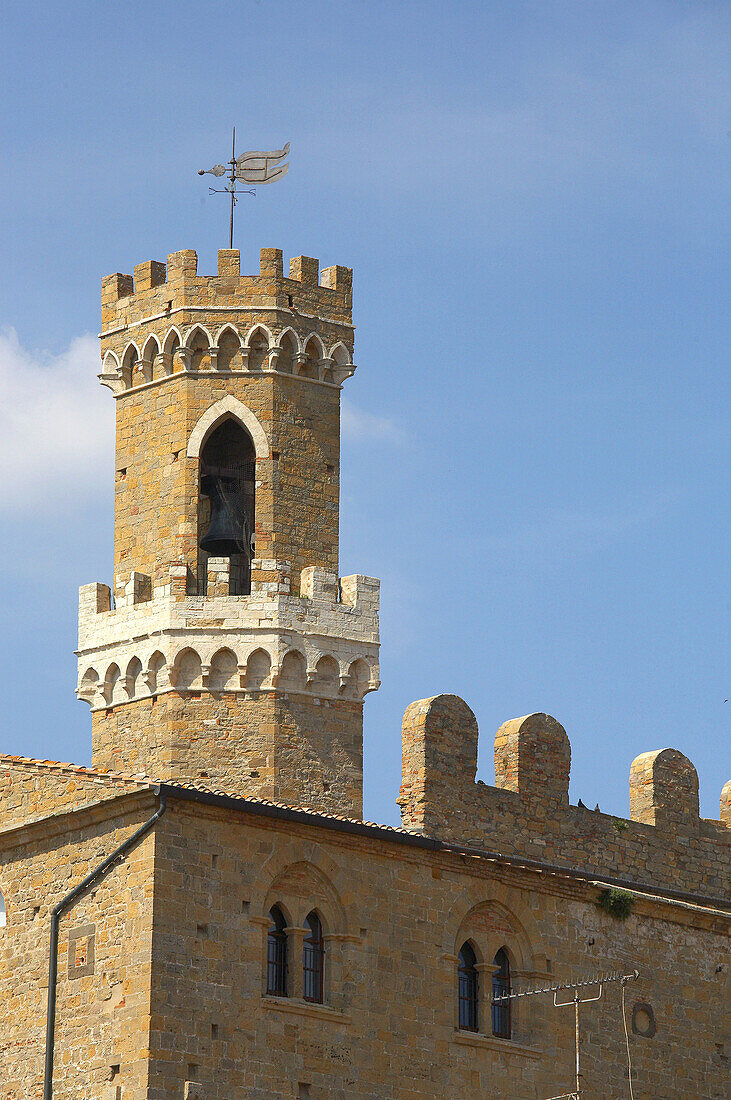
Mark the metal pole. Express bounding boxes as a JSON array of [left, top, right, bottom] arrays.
[[229, 127, 236, 249], [574, 993, 581, 1097]]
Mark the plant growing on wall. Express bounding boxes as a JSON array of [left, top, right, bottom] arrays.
[[597, 887, 634, 920]]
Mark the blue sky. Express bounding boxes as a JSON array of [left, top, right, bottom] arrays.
[[0, 0, 728, 824]]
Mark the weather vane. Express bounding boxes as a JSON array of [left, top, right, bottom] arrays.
[[199, 128, 290, 248]]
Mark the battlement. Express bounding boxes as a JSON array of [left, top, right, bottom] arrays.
[[76, 561, 380, 711], [102, 248, 352, 329], [398, 695, 730, 899], [99, 249, 357, 395]]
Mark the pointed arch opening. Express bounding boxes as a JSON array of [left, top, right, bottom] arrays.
[[216, 327, 241, 371], [303, 911, 324, 1003], [277, 330, 298, 374], [312, 655, 339, 696], [173, 648, 202, 691], [147, 651, 167, 694], [126, 657, 143, 699], [299, 336, 322, 380], [163, 328, 181, 374], [331, 342, 353, 385], [142, 335, 160, 381], [78, 667, 99, 706], [344, 658, 370, 699], [103, 663, 123, 706], [246, 648, 271, 691], [279, 650, 306, 692], [187, 327, 211, 371], [120, 345, 138, 388], [209, 647, 238, 691], [0, 890, 6, 929], [197, 417, 256, 595], [247, 327, 270, 372]]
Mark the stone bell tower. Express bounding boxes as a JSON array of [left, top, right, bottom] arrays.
[[76, 247, 380, 818]]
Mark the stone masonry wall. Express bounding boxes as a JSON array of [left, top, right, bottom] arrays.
[[398, 696, 731, 900], [0, 758, 149, 832], [0, 789, 158, 1100], [92, 691, 364, 817], [113, 371, 340, 592], [144, 796, 729, 1100]]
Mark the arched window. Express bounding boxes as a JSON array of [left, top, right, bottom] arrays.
[[267, 907, 287, 996], [246, 648, 271, 691], [126, 656, 143, 699], [198, 418, 255, 595], [458, 942, 479, 1032], [278, 331, 297, 374], [0, 890, 6, 928], [491, 947, 511, 1038], [188, 328, 211, 371], [303, 911, 324, 1003], [217, 328, 241, 371], [247, 328, 269, 372]]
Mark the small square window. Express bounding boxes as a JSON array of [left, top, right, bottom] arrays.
[[68, 924, 95, 979]]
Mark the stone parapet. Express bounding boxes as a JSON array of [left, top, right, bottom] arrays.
[[77, 563, 380, 711], [398, 694, 731, 900], [102, 248, 352, 329], [99, 248, 356, 398]]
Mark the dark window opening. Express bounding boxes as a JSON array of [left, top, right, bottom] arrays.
[[491, 947, 511, 1039], [198, 418, 255, 595], [267, 906, 287, 996], [458, 942, 479, 1031], [303, 911, 324, 1003]]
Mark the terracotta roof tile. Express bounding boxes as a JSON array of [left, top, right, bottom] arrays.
[[0, 754, 152, 788]]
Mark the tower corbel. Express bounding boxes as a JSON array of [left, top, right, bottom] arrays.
[[98, 369, 126, 395]]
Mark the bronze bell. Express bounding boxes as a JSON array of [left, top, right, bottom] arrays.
[[200, 474, 251, 558]]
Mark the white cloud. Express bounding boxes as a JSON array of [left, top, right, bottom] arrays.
[[341, 398, 405, 444], [0, 332, 404, 515], [0, 328, 112, 513]]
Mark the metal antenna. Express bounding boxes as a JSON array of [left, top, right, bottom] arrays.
[[492, 968, 640, 1100], [199, 130, 290, 249]]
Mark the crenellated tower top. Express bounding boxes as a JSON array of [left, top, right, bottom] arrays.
[[77, 245, 379, 818], [99, 248, 355, 396]]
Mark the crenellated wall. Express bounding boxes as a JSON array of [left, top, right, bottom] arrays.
[[101, 247, 353, 340], [398, 695, 731, 899], [77, 563, 379, 816]]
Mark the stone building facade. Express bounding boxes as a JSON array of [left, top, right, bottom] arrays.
[[0, 247, 728, 1100]]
